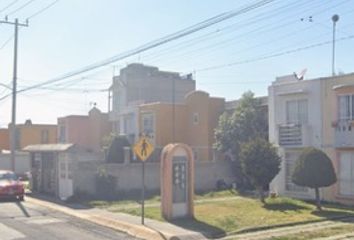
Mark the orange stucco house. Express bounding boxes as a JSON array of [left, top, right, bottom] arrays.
[[138, 90, 225, 162], [7, 120, 57, 150], [57, 107, 112, 152], [0, 128, 10, 151]]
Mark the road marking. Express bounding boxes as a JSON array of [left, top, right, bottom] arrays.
[[0, 223, 25, 240], [21, 216, 66, 225]]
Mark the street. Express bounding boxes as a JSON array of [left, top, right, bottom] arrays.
[[0, 200, 139, 240]]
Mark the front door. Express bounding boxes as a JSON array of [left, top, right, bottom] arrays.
[[58, 154, 73, 200], [41, 152, 56, 195]]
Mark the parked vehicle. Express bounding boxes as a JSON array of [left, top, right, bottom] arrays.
[[0, 170, 25, 201]]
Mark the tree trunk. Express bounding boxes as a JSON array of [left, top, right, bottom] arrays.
[[258, 186, 265, 204], [315, 187, 322, 211]]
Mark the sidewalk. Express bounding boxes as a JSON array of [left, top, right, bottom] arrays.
[[26, 194, 207, 240], [26, 194, 354, 240]]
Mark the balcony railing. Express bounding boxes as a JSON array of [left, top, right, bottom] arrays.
[[334, 120, 354, 148], [278, 124, 311, 147]]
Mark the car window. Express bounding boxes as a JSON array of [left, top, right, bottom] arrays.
[[0, 172, 17, 180]]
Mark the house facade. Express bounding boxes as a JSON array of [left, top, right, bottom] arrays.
[[0, 128, 9, 151], [321, 73, 354, 204], [138, 90, 225, 162], [269, 73, 354, 204], [57, 107, 112, 152], [8, 120, 57, 150], [108, 63, 195, 144]]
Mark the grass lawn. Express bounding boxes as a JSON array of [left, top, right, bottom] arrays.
[[268, 224, 354, 240], [88, 191, 354, 237]]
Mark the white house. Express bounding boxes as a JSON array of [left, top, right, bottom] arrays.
[[268, 74, 323, 200]]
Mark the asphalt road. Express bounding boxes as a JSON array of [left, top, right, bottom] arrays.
[[0, 199, 139, 240]]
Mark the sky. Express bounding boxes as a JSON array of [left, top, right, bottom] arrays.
[[0, 0, 354, 126]]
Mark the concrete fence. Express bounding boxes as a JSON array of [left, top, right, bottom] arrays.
[[73, 159, 235, 198], [0, 152, 30, 174]]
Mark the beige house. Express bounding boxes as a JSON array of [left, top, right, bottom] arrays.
[[320, 73, 354, 204], [269, 72, 354, 205]]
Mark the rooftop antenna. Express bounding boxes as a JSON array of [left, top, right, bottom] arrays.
[[294, 68, 307, 80]]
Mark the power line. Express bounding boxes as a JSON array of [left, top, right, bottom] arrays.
[[7, 0, 35, 16], [196, 35, 354, 72], [27, 0, 59, 20], [0, 34, 14, 50], [145, 0, 351, 66], [13, 0, 275, 95], [0, 0, 18, 14], [142, 0, 318, 61], [2, 34, 353, 102], [0, 0, 61, 52]]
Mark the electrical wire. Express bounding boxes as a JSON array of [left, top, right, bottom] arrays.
[[0, 34, 14, 50], [145, 0, 352, 66], [11, 0, 275, 96], [0, 0, 18, 14], [6, 0, 35, 16], [196, 34, 354, 72], [0, 0, 61, 51], [141, 0, 318, 61], [27, 0, 59, 20]]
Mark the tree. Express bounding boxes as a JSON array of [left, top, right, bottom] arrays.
[[106, 135, 132, 163], [239, 138, 281, 203], [292, 147, 337, 211], [214, 91, 268, 189]]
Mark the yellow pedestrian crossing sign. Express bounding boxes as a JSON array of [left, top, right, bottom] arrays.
[[133, 137, 154, 161]]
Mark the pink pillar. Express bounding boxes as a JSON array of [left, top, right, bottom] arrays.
[[161, 143, 194, 220]]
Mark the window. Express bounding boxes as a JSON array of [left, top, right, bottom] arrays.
[[123, 114, 135, 135], [339, 152, 354, 196], [285, 152, 307, 192], [41, 129, 49, 143], [338, 95, 354, 121], [142, 113, 154, 138], [193, 112, 199, 125], [286, 99, 308, 124]]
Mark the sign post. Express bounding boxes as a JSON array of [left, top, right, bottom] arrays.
[[133, 136, 154, 225]]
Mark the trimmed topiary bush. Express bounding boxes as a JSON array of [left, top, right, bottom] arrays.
[[292, 147, 337, 210]]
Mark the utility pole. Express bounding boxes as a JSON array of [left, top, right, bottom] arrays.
[[0, 18, 29, 171], [331, 14, 339, 76], [172, 77, 175, 143]]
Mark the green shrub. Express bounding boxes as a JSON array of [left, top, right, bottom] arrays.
[[292, 147, 337, 210], [106, 135, 132, 163]]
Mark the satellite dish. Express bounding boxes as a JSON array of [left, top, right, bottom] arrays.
[[294, 68, 307, 80]]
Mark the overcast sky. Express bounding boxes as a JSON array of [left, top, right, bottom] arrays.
[[0, 0, 353, 126]]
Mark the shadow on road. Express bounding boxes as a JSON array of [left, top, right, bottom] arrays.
[[0, 199, 31, 218], [15, 201, 31, 217], [27, 192, 92, 210]]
